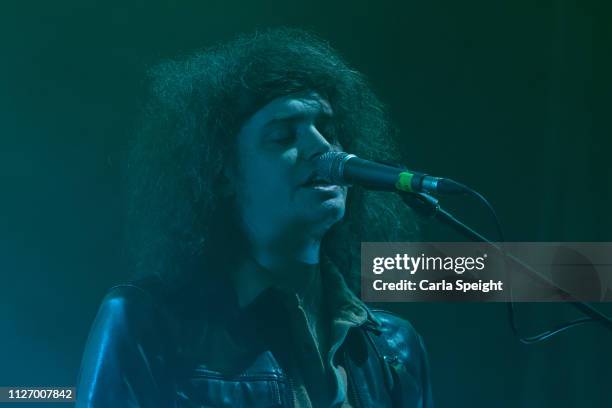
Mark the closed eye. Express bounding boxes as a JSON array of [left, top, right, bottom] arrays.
[[267, 128, 296, 146]]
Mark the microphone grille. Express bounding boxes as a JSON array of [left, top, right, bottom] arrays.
[[316, 151, 354, 184]]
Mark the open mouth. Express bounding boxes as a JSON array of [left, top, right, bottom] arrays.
[[301, 175, 334, 188]]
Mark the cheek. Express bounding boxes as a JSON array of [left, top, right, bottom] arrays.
[[280, 148, 298, 163], [238, 151, 296, 204], [257, 149, 297, 187]]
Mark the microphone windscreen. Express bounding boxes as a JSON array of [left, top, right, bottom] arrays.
[[315, 151, 353, 184]]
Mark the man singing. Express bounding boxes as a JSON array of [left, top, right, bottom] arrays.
[[76, 28, 433, 407]]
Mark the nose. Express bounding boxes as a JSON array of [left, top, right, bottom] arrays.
[[299, 124, 333, 162]]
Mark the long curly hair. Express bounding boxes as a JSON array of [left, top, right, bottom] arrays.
[[126, 28, 417, 298]]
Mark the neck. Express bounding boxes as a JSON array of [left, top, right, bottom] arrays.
[[253, 236, 321, 266], [231, 233, 324, 308]]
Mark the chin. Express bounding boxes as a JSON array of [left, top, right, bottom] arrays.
[[303, 202, 345, 229]]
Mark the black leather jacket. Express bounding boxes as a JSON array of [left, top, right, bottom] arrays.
[[76, 275, 433, 407]]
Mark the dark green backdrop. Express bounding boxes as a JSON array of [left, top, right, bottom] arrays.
[[2, 1, 611, 407]]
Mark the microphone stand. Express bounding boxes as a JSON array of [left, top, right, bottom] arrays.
[[400, 191, 612, 334]]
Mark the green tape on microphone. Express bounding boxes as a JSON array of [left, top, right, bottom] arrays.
[[395, 172, 415, 192]]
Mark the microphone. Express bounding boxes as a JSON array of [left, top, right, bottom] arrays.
[[315, 151, 467, 195]]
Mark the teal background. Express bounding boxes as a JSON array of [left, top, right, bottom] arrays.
[[1, 0, 611, 406]]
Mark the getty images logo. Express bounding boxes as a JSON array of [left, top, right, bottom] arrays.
[[372, 253, 488, 275]]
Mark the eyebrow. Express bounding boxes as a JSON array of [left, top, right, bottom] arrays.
[[264, 109, 333, 130]]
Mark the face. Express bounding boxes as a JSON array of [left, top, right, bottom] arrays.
[[230, 91, 348, 246]]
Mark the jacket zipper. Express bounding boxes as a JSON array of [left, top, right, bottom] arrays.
[[287, 376, 296, 408], [344, 350, 364, 408]]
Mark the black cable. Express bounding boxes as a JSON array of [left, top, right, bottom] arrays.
[[458, 183, 603, 344]]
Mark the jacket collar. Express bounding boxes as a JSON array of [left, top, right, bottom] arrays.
[[320, 256, 381, 330], [231, 255, 381, 332]]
